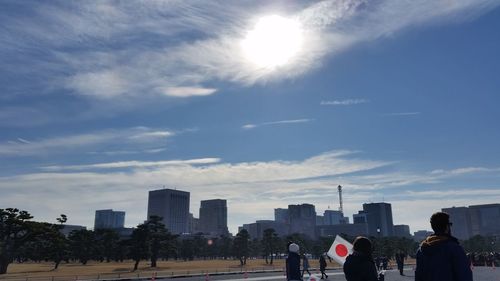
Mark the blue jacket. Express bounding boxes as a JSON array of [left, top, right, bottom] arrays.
[[415, 234, 473, 281]]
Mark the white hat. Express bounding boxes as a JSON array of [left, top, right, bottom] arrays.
[[289, 243, 299, 253]]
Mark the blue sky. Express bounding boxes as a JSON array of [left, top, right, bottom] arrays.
[[1, 0, 500, 235]]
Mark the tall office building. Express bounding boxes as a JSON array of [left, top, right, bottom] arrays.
[[94, 209, 125, 229], [240, 220, 288, 239], [468, 204, 500, 237], [362, 202, 394, 237], [353, 211, 368, 224], [274, 208, 289, 224], [199, 199, 229, 236], [394, 224, 411, 238], [442, 206, 471, 240], [147, 188, 190, 234], [323, 210, 349, 224], [288, 204, 316, 238], [444, 203, 500, 239]]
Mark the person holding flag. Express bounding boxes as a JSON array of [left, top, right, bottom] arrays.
[[343, 236, 380, 281]]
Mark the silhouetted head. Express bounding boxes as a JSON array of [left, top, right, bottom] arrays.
[[353, 236, 373, 255], [430, 212, 451, 234]]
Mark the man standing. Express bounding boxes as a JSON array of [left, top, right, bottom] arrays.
[[415, 212, 473, 281], [395, 251, 405, 276]]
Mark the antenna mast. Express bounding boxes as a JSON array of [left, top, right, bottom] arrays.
[[338, 185, 343, 214]]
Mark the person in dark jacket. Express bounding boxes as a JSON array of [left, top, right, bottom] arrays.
[[319, 253, 328, 279], [415, 212, 473, 281], [395, 251, 405, 275], [343, 236, 379, 281], [286, 243, 302, 281]]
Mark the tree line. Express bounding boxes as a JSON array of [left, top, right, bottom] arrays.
[[2, 208, 496, 275]]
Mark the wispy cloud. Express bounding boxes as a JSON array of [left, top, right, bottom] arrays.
[[383, 112, 421, 116], [41, 158, 221, 171], [162, 87, 218, 98], [0, 127, 175, 156], [1, 150, 499, 232], [242, 118, 314, 130], [320, 99, 368, 106], [2, 1, 497, 102]]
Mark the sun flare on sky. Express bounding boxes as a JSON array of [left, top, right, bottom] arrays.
[[242, 15, 303, 68]]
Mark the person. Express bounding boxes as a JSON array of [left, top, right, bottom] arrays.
[[381, 256, 388, 270], [395, 251, 405, 275], [415, 212, 473, 281], [301, 253, 311, 278], [319, 253, 328, 279], [286, 242, 302, 281], [343, 236, 379, 281]]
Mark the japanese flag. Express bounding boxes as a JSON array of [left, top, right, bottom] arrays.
[[327, 235, 353, 265]]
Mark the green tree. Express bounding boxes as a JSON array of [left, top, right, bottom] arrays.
[[217, 235, 232, 259], [180, 238, 195, 261], [129, 223, 149, 271], [262, 228, 278, 264], [0, 208, 37, 274], [68, 229, 95, 265], [233, 229, 250, 265], [146, 216, 172, 267], [46, 214, 69, 269], [94, 228, 120, 263]]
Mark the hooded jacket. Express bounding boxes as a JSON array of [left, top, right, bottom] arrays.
[[415, 234, 473, 281], [343, 251, 379, 281]]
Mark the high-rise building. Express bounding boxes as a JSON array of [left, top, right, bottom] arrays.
[[362, 202, 394, 237], [188, 213, 200, 234], [240, 220, 288, 239], [147, 188, 190, 234], [413, 230, 433, 242], [274, 208, 289, 224], [468, 204, 500, 237], [324, 210, 349, 224], [288, 204, 316, 238], [442, 203, 500, 239], [316, 223, 368, 238], [199, 199, 229, 236], [94, 209, 125, 229], [353, 211, 368, 224], [394, 224, 411, 238], [442, 206, 471, 240]]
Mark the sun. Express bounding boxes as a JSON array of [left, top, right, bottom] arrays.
[[241, 15, 303, 68]]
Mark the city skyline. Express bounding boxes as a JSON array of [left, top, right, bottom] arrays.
[[1, 1, 500, 236]]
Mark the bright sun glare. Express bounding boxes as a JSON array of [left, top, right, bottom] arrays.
[[242, 15, 303, 68]]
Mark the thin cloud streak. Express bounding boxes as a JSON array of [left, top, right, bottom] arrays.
[[0, 127, 175, 156], [384, 112, 421, 116], [242, 118, 314, 130], [41, 158, 221, 171], [320, 99, 369, 106]]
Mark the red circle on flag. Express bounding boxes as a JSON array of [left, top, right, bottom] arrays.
[[335, 244, 348, 257]]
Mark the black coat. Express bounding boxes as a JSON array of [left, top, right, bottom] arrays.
[[286, 252, 302, 281], [415, 234, 472, 281], [343, 252, 379, 281]]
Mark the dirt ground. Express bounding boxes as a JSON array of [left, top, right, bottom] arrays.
[[0, 258, 296, 279]]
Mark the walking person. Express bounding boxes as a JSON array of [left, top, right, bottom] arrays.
[[415, 212, 473, 281], [395, 251, 405, 276], [301, 254, 311, 278], [319, 253, 328, 279], [343, 236, 380, 281], [286, 242, 302, 281]]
